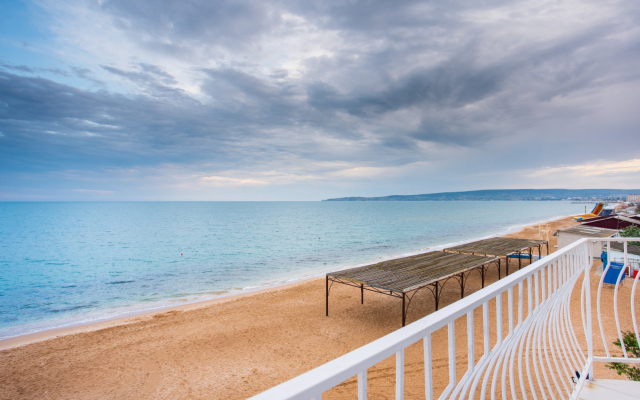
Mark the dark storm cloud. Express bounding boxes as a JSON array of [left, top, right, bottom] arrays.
[[41, 68, 70, 77], [91, 0, 640, 141], [0, 60, 36, 73], [0, 71, 218, 170], [101, 65, 184, 98], [200, 67, 300, 122], [306, 46, 507, 116], [3, 0, 640, 194], [70, 67, 105, 86], [0, 68, 321, 174]]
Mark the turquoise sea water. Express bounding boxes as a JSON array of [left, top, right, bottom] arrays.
[[0, 201, 585, 339]]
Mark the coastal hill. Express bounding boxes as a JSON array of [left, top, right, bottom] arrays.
[[323, 189, 640, 201]]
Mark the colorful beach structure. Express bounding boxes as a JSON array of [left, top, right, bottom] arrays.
[[251, 237, 640, 400], [574, 202, 605, 221], [326, 237, 547, 327]]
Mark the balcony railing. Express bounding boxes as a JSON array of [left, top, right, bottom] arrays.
[[249, 237, 640, 400]]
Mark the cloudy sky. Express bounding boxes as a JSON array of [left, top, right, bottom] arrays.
[[1, 0, 640, 201]]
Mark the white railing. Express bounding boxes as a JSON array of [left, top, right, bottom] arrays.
[[249, 237, 640, 400]]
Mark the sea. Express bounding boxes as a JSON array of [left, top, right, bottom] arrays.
[[0, 201, 586, 340]]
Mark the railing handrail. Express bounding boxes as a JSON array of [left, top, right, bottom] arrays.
[[249, 237, 605, 400]]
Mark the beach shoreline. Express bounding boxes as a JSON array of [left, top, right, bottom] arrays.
[[0, 212, 575, 351], [0, 215, 588, 400]]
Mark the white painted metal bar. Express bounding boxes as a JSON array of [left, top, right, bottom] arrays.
[[358, 370, 366, 400], [534, 271, 540, 310], [518, 281, 523, 326], [584, 244, 594, 380], [632, 272, 640, 361], [524, 308, 538, 400], [613, 250, 628, 358], [438, 322, 455, 400], [580, 279, 587, 350], [561, 283, 585, 366], [533, 295, 551, 400], [597, 242, 612, 356], [483, 302, 490, 355], [541, 266, 546, 304], [424, 335, 433, 400], [528, 276, 533, 316], [624, 241, 628, 275], [508, 287, 514, 334], [396, 350, 404, 400], [496, 294, 503, 345], [539, 282, 560, 399], [467, 311, 474, 372]]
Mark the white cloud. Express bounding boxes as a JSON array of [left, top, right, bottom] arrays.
[[529, 158, 640, 177]]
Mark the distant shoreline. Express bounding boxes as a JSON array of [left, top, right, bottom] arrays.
[[323, 188, 638, 202]]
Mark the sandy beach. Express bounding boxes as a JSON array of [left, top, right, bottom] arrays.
[[1, 215, 629, 399]]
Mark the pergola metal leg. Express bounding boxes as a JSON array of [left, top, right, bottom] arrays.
[[325, 276, 329, 317], [529, 248, 532, 266], [435, 284, 439, 311], [481, 266, 486, 288], [518, 251, 521, 270], [460, 274, 465, 298], [538, 245, 541, 260], [361, 284, 364, 304], [402, 293, 406, 327], [498, 258, 502, 279]]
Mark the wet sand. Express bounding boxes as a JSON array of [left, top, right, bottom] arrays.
[[3, 215, 626, 400]]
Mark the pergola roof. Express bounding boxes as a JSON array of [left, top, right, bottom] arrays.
[[327, 251, 497, 293], [444, 237, 547, 257]]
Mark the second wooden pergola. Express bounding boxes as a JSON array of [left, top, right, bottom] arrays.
[[444, 237, 549, 274]]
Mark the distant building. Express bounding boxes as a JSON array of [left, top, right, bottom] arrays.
[[580, 215, 640, 230], [556, 225, 619, 258], [627, 194, 640, 203]]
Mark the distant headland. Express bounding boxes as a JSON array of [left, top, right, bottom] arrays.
[[323, 189, 640, 202]]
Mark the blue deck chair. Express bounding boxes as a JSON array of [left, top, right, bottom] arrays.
[[603, 261, 626, 286]]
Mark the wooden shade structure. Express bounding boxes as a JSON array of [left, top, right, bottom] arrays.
[[326, 251, 498, 326], [325, 238, 549, 327], [444, 237, 549, 275]]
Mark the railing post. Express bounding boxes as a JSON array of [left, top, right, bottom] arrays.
[[467, 311, 474, 372], [396, 350, 404, 400], [508, 287, 514, 334], [424, 334, 433, 400], [496, 294, 503, 344], [585, 244, 594, 380], [448, 322, 456, 385], [358, 369, 367, 400], [483, 302, 490, 355], [624, 242, 628, 276]]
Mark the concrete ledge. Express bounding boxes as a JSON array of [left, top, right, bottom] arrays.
[[579, 379, 640, 400]]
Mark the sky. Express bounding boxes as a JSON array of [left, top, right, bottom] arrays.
[[1, 0, 640, 201]]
